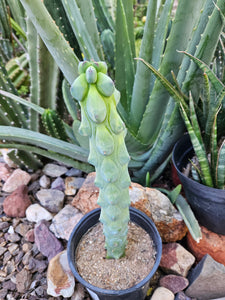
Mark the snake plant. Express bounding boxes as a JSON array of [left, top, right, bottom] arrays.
[[140, 52, 225, 189], [0, 0, 224, 183]]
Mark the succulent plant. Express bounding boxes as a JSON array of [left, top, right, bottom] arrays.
[[71, 61, 130, 259]]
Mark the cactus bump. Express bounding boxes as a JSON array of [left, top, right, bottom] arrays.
[[70, 61, 131, 259]]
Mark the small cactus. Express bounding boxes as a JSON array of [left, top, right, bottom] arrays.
[[70, 61, 131, 259]]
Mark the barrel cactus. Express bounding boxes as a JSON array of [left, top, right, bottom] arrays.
[[70, 61, 131, 259]]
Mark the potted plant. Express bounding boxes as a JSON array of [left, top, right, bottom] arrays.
[[67, 61, 162, 300], [138, 53, 225, 235]]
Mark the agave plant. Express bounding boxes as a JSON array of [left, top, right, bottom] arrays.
[[140, 52, 225, 188], [0, 0, 224, 183]]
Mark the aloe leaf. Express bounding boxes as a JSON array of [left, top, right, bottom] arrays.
[[115, 0, 135, 112], [216, 140, 225, 189], [211, 110, 218, 183], [137, 0, 206, 145], [0, 126, 89, 163], [175, 195, 202, 243], [0, 90, 44, 114], [7, 0, 26, 32], [62, 79, 79, 121], [62, 0, 102, 61], [189, 93, 203, 145], [130, 0, 157, 129], [0, 143, 93, 173], [92, 0, 115, 32], [20, 0, 79, 84]]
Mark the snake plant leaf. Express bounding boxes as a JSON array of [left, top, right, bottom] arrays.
[[175, 195, 202, 243], [216, 139, 225, 189], [179, 103, 213, 187]]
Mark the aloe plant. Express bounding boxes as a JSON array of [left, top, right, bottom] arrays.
[[71, 61, 130, 259], [0, 0, 224, 183]]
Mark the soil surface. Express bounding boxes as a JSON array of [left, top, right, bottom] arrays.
[[76, 222, 156, 290]]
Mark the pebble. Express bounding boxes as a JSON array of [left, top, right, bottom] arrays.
[[39, 175, 51, 188], [34, 220, 64, 261], [159, 274, 189, 294], [16, 268, 32, 293], [47, 250, 75, 297], [43, 163, 68, 177], [160, 243, 195, 277], [49, 204, 83, 240], [36, 189, 65, 213], [2, 169, 31, 193], [65, 168, 83, 177], [26, 204, 53, 223], [51, 176, 65, 191], [151, 286, 175, 300], [0, 162, 12, 181], [65, 177, 85, 195], [3, 185, 32, 217]]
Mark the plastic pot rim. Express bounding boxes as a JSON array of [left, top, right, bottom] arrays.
[[67, 207, 162, 296]]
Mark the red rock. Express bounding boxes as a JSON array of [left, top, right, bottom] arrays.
[[187, 226, 225, 265], [0, 163, 12, 181], [3, 185, 32, 217], [160, 243, 195, 277], [25, 229, 35, 243], [159, 274, 189, 294]]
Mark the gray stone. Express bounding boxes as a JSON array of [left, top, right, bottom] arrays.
[[186, 254, 225, 300], [51, 177, 65, 191], [43, 163, 68, 177], [16, 268, 32, 293], [49, 204, 83, 240], [39, 175, 51, 188], [36, 189, 64, 213], [175, 292, 192, 300], [65, 168, 82, 177]]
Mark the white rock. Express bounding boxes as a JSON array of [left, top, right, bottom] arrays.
[[39, 175, 51, 188], [43, 163, 68, 177], [26, 204, 53, 223], [151, 287, 174, 300], [47, 250, 75, 297]]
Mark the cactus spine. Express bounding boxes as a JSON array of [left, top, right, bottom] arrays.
[[71, 61, 131, 259]]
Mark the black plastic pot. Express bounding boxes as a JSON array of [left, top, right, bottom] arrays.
[[67, 207, 162, 300], [172, 134, 225, 235]]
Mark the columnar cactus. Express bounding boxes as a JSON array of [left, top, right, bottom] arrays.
[[70, 61, 131, 259]]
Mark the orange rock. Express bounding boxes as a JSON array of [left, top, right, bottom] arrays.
[[72, 172, 187, 243], [72, 172, 100, 214], [187, 226, 225, 265]]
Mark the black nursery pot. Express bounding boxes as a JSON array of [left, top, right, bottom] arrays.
[[172, 134, 225, 235], [67, 207, 162, 300]]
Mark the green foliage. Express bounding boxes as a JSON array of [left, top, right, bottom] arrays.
[[0, 0, 224, 182], [71, 61, 130, 259], [140, 53, 225, 189]]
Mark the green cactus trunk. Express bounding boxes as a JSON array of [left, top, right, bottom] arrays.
[[70, 61, 131, 259]]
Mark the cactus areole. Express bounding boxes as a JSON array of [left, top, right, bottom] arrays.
[[70, 61, 131, 259]]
